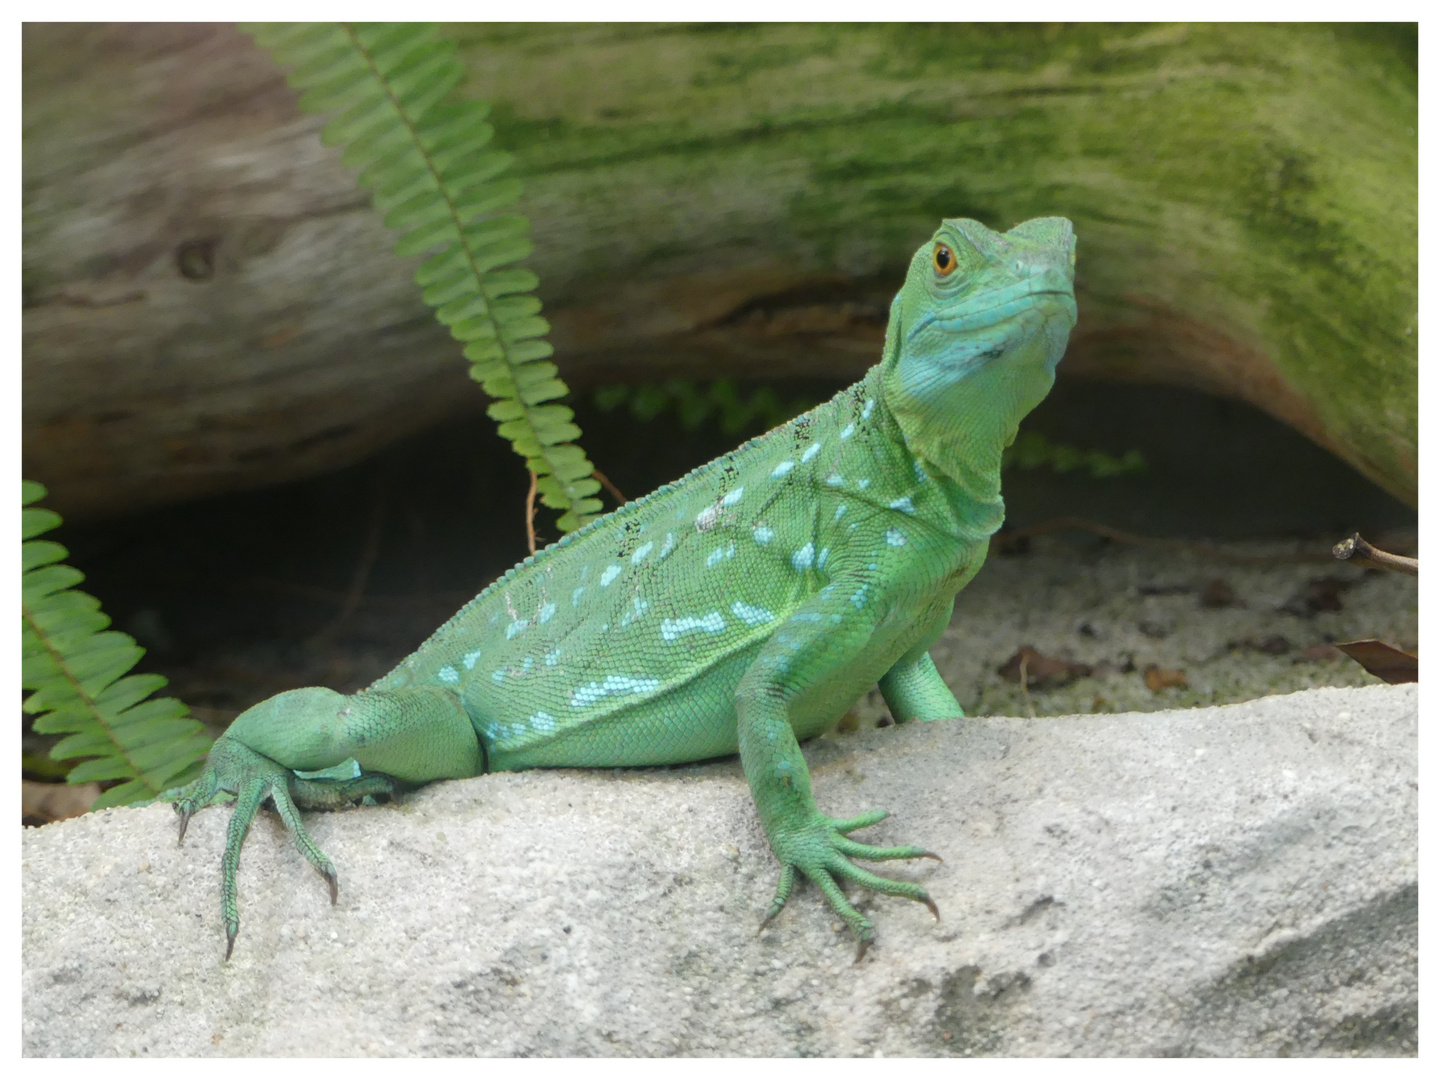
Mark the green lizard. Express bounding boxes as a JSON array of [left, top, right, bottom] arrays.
[[172, 216, 1077, 960]]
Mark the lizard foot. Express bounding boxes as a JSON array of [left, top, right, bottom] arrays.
[[170, 737, 405, 959], [759, 808, 940, 962]]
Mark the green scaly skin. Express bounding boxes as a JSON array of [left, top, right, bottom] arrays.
[[171, 216, 1077, 961]]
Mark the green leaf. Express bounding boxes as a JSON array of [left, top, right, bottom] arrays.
[[24, 563, 86, 604], [66, 756, 141, 784], [448, 316, 500, 343], [22, 506, 63, 541], [480, 268, 539, 297], [92, 778, 161, 811], [393, 217, 462, 257], [422, 273, 480, 309], [23, 539, 67, 573], [505, 339, 554, 364], [434, 292, 489, 326], [21, 483, 211, 805], [498, 316, 550, 345]]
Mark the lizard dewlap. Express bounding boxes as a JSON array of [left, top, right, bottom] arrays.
[[171, 216, 1078, 960]]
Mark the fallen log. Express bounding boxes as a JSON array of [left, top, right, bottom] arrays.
[[22, 23, 1416, 520]]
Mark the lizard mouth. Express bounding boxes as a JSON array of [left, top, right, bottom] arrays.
[[907, 274, 1076, 342]]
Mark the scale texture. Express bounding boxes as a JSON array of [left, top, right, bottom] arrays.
[[171, 216, 1078, 958]]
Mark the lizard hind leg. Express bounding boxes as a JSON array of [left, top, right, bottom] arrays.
[[172, 684, 478, 958], [287, 770, 410, 810], [172, 735, 342, 959]]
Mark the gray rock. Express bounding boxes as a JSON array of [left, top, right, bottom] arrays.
[[22, 684, 1416, 1057]]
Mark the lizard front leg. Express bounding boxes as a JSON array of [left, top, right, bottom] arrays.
[[879, 653, 963, 722], [878, 599, 965, 722], [736, 588, 940, 961], [170, 684, 480, 958]]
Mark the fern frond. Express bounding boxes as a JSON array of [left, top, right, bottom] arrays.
[[21, 481, 212, 808], [245, 22, 603, 531]]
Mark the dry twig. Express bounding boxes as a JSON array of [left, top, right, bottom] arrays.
[[1333, 639, 1418, 684], [1332, 532, 1417, 576], [592, 468, 628, 507], [1018, 652, 1035, 719], [525, 470, 539, 556]]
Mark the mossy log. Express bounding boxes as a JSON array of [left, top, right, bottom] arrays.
[[22, 22, 1416, 520]]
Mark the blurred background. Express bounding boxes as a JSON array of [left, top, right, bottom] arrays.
[[22, 23, 1416, 817]]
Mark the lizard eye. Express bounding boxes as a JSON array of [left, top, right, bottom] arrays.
[[932, 243, 957, 277]]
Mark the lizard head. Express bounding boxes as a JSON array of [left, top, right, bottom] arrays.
[[880, 217, 1077, 478]]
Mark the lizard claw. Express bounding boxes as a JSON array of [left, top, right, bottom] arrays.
[[854, 932, 872, 965], [758, 864, 797, 934], [171, 767, 229, 847], [176, 804, 193, 847], [764, 807, 941, 959]]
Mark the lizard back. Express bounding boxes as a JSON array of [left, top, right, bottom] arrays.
[[370, 367, 985, 766]]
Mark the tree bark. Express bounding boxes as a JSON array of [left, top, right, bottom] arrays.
[[22, 22, 1416, 520]]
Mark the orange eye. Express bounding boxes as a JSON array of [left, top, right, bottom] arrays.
[[933, 243, 957, 277]]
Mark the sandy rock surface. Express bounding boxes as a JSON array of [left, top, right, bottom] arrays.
[[910, 534, 1417, 722], [23, 683, 1415, 1057]]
